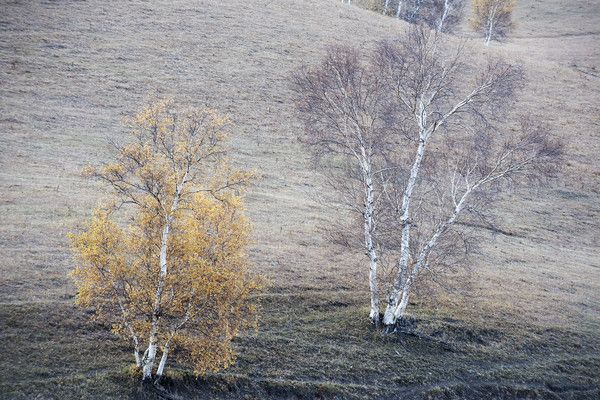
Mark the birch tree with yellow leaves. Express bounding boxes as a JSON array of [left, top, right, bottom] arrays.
[[70, 98, 260, 383]]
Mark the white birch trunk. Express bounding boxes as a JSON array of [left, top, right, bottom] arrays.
[[355, 143, 381, 325], [396, 0, 404, 18], [142, 219, 171, 380], [134, 352, 141, 368], [437, 0, 451, 32], [362, 159, 380, 324], [485, 4, 497, 45], [383, 133, 428, 326], [155, 341, 170, 379], [394, 286, 411, 320], [384, 0, 391, 14], [368, 255, 380, 323], [133, 339, 141, 368], [142, 173, 186, 380], [485, 22, 493, 45], [386, 186, 470, 324]]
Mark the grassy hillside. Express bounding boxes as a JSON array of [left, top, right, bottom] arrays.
[[1, 0, 599, 398]]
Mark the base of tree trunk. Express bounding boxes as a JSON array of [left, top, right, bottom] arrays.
[[369, 313, 384, 328], [383, 314, 418, 334]]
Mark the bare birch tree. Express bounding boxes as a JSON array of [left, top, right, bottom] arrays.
[[376, 29, 561, 328], [471, 0, 516, 45], [430, 0, 465, 32], [293, 28, 562, 331]]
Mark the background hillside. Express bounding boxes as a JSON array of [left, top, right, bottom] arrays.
[[1, 0, 599, 398]]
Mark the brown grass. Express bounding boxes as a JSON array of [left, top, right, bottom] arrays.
[[1, 0, 599, 398]]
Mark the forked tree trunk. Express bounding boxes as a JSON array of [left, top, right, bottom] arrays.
[[394, 286, 411, 321], [383, 133, 428, 327], [142, 219, 171, 380], [385, 188, 469, 327], [142, 175, 186, 380]]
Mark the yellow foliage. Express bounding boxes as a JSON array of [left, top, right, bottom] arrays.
[[70, 99, 260, 377]]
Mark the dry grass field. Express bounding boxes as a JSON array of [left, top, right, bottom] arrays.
[[1, 0, 599, 398]]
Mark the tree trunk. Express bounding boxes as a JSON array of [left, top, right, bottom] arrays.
[[485, 24, 493, 45], [361, 156, 380, 325], [437, 0, 450, 32], [155, 342, 170, 381], [395, 286, 411, 321], [142, 216, 173, 380], [368, 256, 380, 324], [141, 174, 186, 381], [134, 347, 141, 368], [396, 1, 404, 18], [383, 133, 428, 327], [142, 340, 157, 380], [485, 5, 497, 45]]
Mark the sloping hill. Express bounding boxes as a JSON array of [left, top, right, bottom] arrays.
[[1, 0, 599, 398]]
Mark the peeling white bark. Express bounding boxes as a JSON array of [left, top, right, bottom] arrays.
[[142, 172, 187, 380], [362, 157, 380, 324], [383, 83, 483, 327], [142, 219, 171, 380], [382, 133, 428, 326]]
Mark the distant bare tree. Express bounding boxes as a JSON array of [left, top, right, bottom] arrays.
[[293, 27, 562, 331], [471, 0, 516, 45], [430, 0, 465, 32]]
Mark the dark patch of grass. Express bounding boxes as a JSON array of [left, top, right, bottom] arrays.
[[2, 290, 599, 399]]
